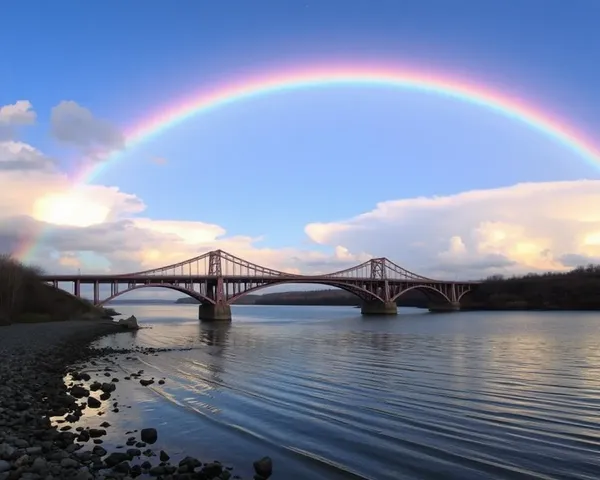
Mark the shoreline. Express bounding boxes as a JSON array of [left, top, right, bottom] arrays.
[[0, 320, 272, 480]]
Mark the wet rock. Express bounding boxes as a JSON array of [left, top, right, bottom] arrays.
[[100, 382, 116, 393], [117, 315, 140, 330], [89, 382, 102, 392], [126, 448, 141, 458], [87, 397, 101, 409], [140, 428, 157, 444], [113, 461, 130, 473], [202, 462, 223, 477], [253, 456, 273, 479], [159, 450, 170, 462], [92, 446, 107, 457], [88, 428, 106, 438], [179, 456, 202, 468], [70, 385, 89, 398], [139, 379, 154, 387]]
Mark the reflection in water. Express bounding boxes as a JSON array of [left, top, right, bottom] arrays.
[[92, 305, 600, 480]]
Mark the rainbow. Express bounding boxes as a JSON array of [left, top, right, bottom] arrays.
[[18, 65, 600, 262]]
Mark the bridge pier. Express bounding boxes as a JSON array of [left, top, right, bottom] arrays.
[[428, 302, 461, 313], [198, 303, 232, 322], [361, 301, 398, 316]]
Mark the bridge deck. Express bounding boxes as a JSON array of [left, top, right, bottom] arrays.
[[40, 274, 480, 285]]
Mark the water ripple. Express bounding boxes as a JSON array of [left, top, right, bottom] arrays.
[[96, 305, 600, 479]]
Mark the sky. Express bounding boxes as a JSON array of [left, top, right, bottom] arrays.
[[2, 0, 600, 299]]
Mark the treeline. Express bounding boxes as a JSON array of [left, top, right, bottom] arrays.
[[463, 264, 600, 310], [0, 255, 110, 325]]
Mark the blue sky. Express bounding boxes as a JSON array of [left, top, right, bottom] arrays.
[[2, 0, 600, 297]]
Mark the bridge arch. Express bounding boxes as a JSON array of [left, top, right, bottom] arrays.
[[228, 280, 385, 304], [97, 284, 215, 307], [390, 285, 452, 304], [457, 288, 473, 303]]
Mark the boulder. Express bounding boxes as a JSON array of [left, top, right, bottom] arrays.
[[117, 315, 140, 330]]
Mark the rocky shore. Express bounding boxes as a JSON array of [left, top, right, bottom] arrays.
[[0, 320, 273, 480]]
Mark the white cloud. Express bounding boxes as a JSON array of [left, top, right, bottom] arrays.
[[305, 180, 600, 279], [0, 101, 36, 140], [0, 141, 54, 172], [0, 101, 36, 126], [50, 100, 125, 156]]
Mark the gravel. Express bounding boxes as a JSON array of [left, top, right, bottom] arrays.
[[0, 320, 273, 480]]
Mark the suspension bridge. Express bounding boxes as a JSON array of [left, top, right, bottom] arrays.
[[41, 250, 479, 321]]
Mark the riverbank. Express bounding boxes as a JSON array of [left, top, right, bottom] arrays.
[[0, 320, 272, 480]]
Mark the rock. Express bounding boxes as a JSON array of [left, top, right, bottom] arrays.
[[74, 468, 93, 480], [159, 450, 170, 462], [0, 443, 15, 460], [113, 461, 130, 473], [139, 379, 154, 387], [0, 461, 9, 473], [253, 456, 273, 479], [70, 385, 89, 398], [87, 397, 101, 409], [89, 382, 102, 392], [100, 383, 116, 393], [31, 457, 47, 472], [88, 429, 106, 438], [140, 428, 157, 444], [92, 446, 107, 457], [126, 448, 141, 458], [179, 456, 202, 469], [104, 452, 130, 467], [202, 463, 223, 477], [60, 458, 79, 468], [117, 315, 140, 330], [149, 466, 167, 476]]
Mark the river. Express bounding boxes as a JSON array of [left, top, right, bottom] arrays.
[[91, 304, 600, 479]]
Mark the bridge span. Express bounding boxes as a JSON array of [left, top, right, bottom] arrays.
[[41, 250, 480, 321]]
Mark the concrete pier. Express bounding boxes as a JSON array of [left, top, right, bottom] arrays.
[[428, 302, 461, 313], [361, 301, 398, 316], [198, 303, 232, 322]]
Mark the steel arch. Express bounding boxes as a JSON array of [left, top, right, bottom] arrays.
[[390, 285, 452, 304], [97, 284, 215, 307], [228, 280, 385, 304], [457, 288, 473, 303]]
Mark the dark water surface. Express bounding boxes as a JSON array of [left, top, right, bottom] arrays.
[[91, 305, 600, 479]]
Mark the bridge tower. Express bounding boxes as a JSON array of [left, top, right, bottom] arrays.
[[360, 258, 398, 315], [198, 250, 232, 322]]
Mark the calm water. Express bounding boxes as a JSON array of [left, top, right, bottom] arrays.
[[90, 304, 600, 479]]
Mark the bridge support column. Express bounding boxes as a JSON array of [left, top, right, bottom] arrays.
[[361, 301, 398, 316], [429, 302, 461, 313], [198, 303, 232, 322]]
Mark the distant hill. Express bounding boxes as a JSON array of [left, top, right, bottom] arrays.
[[109, 299, 175, 305], [175, 289, 429, 307]]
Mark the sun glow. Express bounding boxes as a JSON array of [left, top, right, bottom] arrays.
[[33, 193, 110, 227]]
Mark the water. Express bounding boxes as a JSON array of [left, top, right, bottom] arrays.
[[91, 304, 600, 479]]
